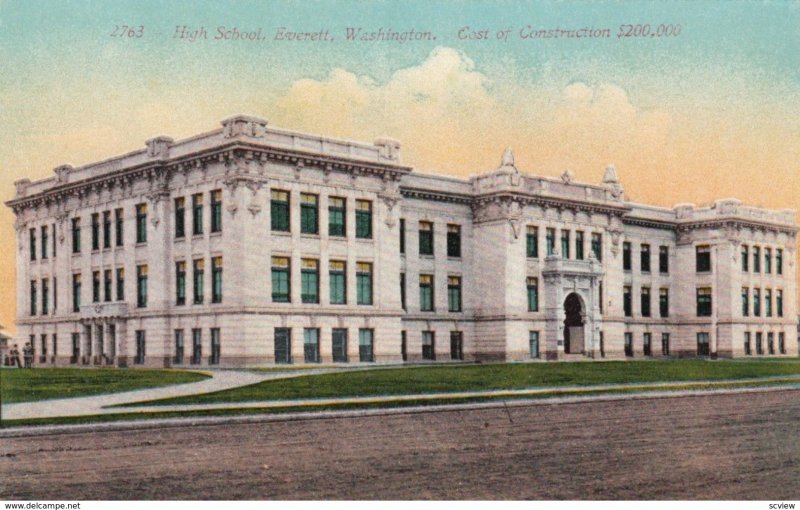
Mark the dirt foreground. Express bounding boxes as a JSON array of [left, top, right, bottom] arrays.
[[1, 390, 798, 500]]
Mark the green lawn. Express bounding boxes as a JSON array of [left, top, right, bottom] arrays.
[[0, 368, 209, 404], [144, 359, 800, 406]]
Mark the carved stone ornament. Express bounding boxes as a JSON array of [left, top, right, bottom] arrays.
[[561, 169, 574, 184], [374, 137, 401, 161], [54, 164, 73, 184], [227, 203, 239, 218], [247, 202, 262, 217], [145, 136, 174, 159], [221, 115, 268, 139]]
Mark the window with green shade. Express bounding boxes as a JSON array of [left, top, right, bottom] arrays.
[[696, 287, 712, 316], [546, 228, 555, 256], [356, 200, 372, 239], [776, 249, 783, 275], [753, 288, 761, 316], [623, 242, 631, 270], [103, 211, 111, 249], [529, 331, 540, 359], [527, 277, 538, 312], [72, 274, 81, 313], [561, 230, 570, 259], [359, 328, 374, 362], [641, 286, 651, 317], [328, 197, 346, 237], [29, 228, 36, 261], [447, 276, 462, 312], [176, 261, 186, 306], [92, 271, 100, 303], [271, 190, 290, 232], [72, 218, 81, 253], [193, 259, 204, 304], [301, 258, 319, 304], [175, 197, 186, 238], [104, 270, 112, 302], [592, 233, 602, 261], [329, 260, 346, 304], [271, 257, 290, 302], [623, 286, 632, 317], [304, 328, 320, 363], [212, 257, 223, 304], [419, 221, 434, 255], [419, 274, 434, 311], [526, 226, 538, 258], [575, 231, 584, 260], [399, 218, 406, 254], [741, 287, 749, 317], [764, 248, 772, 273], [136, 203, 147, 244], [777, 289, 783, 317], [210, 190, 222, 233], [300, 193, 319, 234], [115, 209, 124, 247], [447, 224, 461, 258], [765, 289, 772, 317], [640, 244, 650, 272], [137, 265, 148, 308], [192, 193, 204, 236], [660, 288, 669, 318], [30, 280, 37, 316], [356, 262, 372, 305]]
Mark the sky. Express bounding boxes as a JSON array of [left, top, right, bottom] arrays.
[[1, 0, 799, 334]]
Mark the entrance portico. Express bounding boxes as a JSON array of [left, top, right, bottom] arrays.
[[79, 303, 129, 366]]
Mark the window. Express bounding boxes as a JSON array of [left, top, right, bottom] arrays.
[[115, 208, 124, 247], [91, 213, 100, 251], [271, 257, 290, 302], [400, 272, 406, 310], [212, 257, 223, 303], [744, 332, 751, 356], [591, 233, 602, 261], [561, 230, 570, 259], [356, 262, 373, 305], [575, 231, 584, 260], [661, 333, 670, 356], [300, 258, 319, 304], [422, 331, 435, 360], [779, 333, 786, 354], [71, 218, 81, 253], [696, 288, 712, 317], [529, 331, 540, 359], [359, 329, 374, 362], [174, 330, 185, 365], [767, 333, 775, 355], [546, 228, 555, 256], [355, 200, 372, 239], [696, 245, 711, 272], [641, 287, 651, 317], [103, 211, 111, 249], [450, 331, 464, 360], [764, 248, 772, 274], [756, 332, 763, 355], [304, 328, 320, 363], [92, 271, 100, 303], [447, 276, 462, 312], [274, 328, 291, 364], [624, 332, 633, 357], [192, 193, 204, 236], [643, 333, 652, 356], [753, 246, 761, 273], [776, 249, 783, 275], [659, 246, 669, 274], [51, 334, 57, 362], [753, 288, 761, 317], [175, 261, 187, 305], [193, 259, 205, 304], [41, 279, 49, 315], [401, 331, 407, 361], [53, 277, 57, 311], [175, 197, 186, 238], [329, 260, 346, 304], [116, 268, 124, 302], [135, 330, 146, 365], [741, 287, 749, 317], [271, 190, 290, 231], [104, 270, 112, 302], [659, 288, 669, 318], [29, 228, 36, 261], [526, 226, 539, 258], [777, 290, 783, 317], [419, 221, 434, 255], [137, 265, 148, 308], [332, 328, 348, 363], [41, 225, 49, 259], [623, 242, 631, 270], [192, 329, 202, 364], [399, 218, 406, 254], [328, 197, 346, 237], [72, 274, 81, 312], [136, 203, 147, 243], [419, 274, 434, 311], [210, 190, 222, 233], [300, 193, 319, 234], [527, 277, 539, 312], [741, 245, 749, 272], [623, 286, 632, 317], [697, 332, 710, 356], [765, 289, 772, 317], [447, 224, 461, 258]]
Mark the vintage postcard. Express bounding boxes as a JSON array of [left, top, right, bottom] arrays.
[[0, 0, 798, 505]]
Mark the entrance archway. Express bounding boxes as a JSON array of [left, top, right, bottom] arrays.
[[563, 293, 585, 354]]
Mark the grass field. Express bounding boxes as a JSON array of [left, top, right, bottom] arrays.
[[145, 359, 800, 406], [0, 368, 209, 404]]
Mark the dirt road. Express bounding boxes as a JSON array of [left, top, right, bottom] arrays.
[[2, 390, 799, 500]]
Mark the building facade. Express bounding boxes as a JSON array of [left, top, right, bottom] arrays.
[[6, 115, 799, 367]]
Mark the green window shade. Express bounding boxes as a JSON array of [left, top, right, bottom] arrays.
[[271, 190, 290, 231], [356, 200, 372, 239], [300, 194, 319, 234], [301, 259, 319, 303], [356, 262, 372, 305], [328, 197, 346, 236], [329, 261, 346, 304], [271, 257, 291, 302]]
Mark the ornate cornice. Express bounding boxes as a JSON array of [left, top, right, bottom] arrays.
[[400, 187, 472, 204]]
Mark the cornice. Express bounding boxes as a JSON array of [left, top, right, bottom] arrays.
[[623, 217, 677, 231], [677, 218, 797, 236], [400, 187, 473, 204]]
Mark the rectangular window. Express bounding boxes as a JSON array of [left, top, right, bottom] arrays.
[[575, 231, 584, 260], [742, 287, 749, 317], [192, 193, 204, 236], [136, 203, 147, 244], [175, 261, 187, 305], [71, 218, 81, 253], [591, 233, 602, 261], [300, 193, 319, 234], [103, 270, 112, 302], [136, 265, 148, 308], [41, 225, 49, 259], [643, 333, 652, 356], [399, 218, 406, 254], [764, 248, 772, 274], [29, 228, 36, 261], [419, 274, 434, 311], [623, 286, 632, 317], [744, 332, 751, 356], [400, 272, 406, 311], [271, 256, 291, 302], [753, 246, 761, 273], [401, 331, 407, 361], [526, 226, 539, 258], [41, 279, 49, 315], [659, 288, 669, 318], [448, 276, 462, 312], [450, 331, 464, 361], [328, 197, 346, 237], [72, 274, 81, 312], [91, 213, 100, 251], [274, 327, 291, 364], [356, 262, 373, 305], [135, 330, 146, 365], [756, 332, 763, 355], [175, 197, 186, 238], [447, 224, 461, 258], [332, 328, 348, 363], [300, 258, 319, 304], [53, 277, 57, 311], [174, 330, 185, 365], [193, 259, 205, 304], [776, 249, 783, 275], [210, 190, 222, 233], [304, 328, 320, 363], [103, 211, 111, 249], [92, 271, 100, 303], [561, 230, 570, 259], [71, 333, 80, 363], [358, 329, 374, 362], [659, 246, 669, 274], [212, 256, 223, 304], [753, 288, 761, 317], [696, 245, 711, 272], [529, 331, 540, 359], [115, 268, 124, 302], [641, 287, 651, 317], [697, 332, 710, 356], [422, 331, 435, 360], [741, 245, 749, 272], [661, 333, 670, 356], [767, 332, 775, 355], [527, 277, 539, 312], [624, 332, 633, 357], [115, 208, 124, 247], [271, 190, 290, 232], [546, 228, 555, 256], [696, 287, 712, 317], [765, 289, 772, 317], [419, 221, 434, 255], [192, 329, 202, 364], [623, 242, 631, 270], [329, 260, 346, 305], [777, 289, 783, 317], [779, 333, 786, 354], [355, 200, 372, 239]]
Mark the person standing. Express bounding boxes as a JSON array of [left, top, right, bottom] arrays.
[[23, 342, 34, 368], [10, 344, 21, 368]]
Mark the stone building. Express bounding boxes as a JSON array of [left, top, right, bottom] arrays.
[[6, 115, 798, 367]]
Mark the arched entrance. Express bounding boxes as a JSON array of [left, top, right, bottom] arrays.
[[563, 293, 585, 354]]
